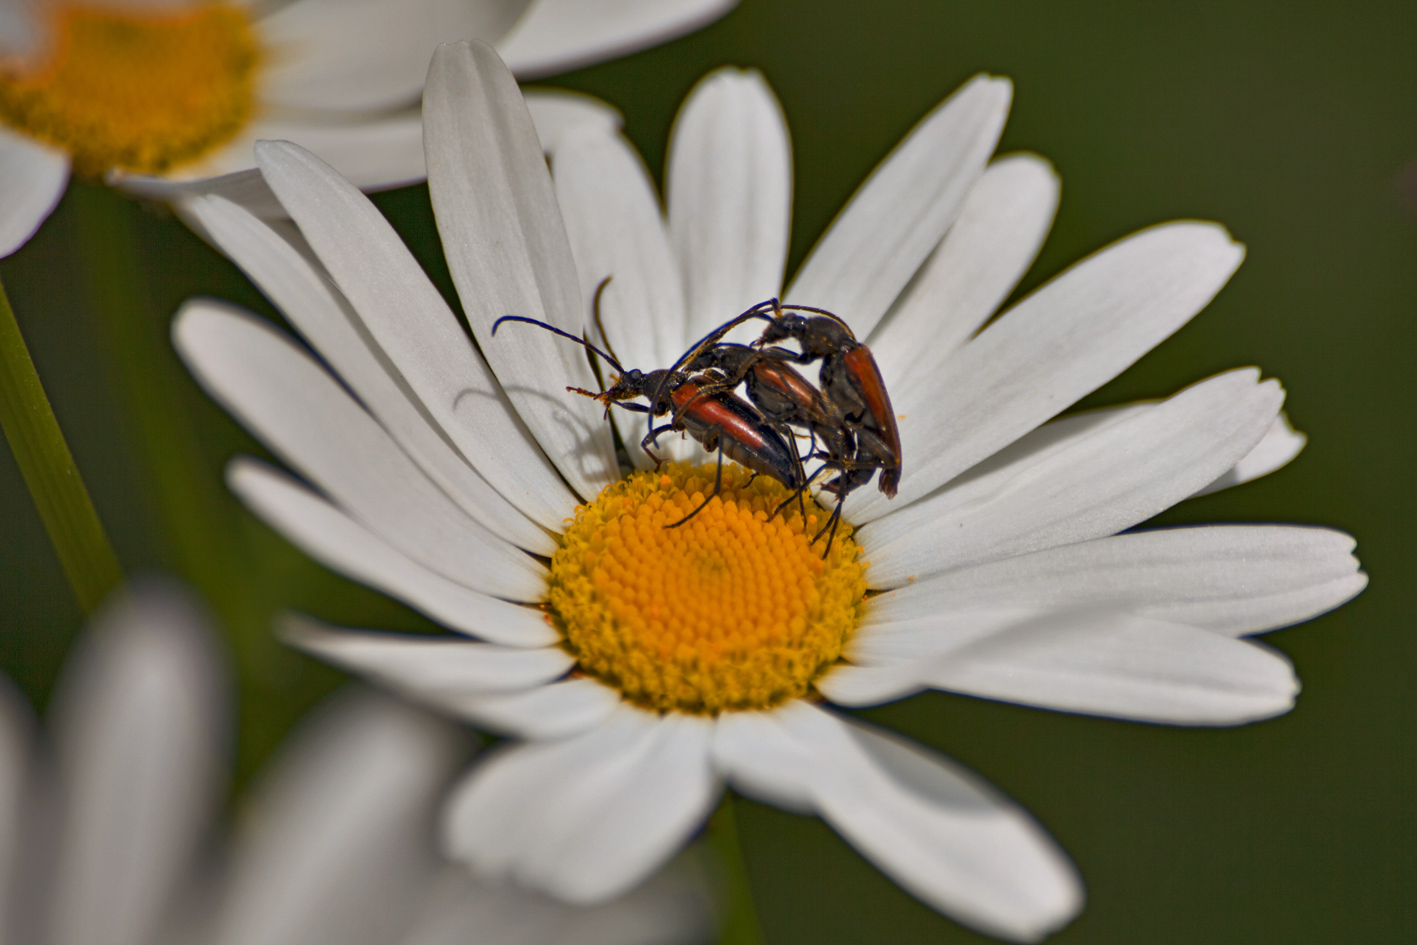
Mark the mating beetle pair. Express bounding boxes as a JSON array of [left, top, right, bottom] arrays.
[[492, 293, 901, 552]]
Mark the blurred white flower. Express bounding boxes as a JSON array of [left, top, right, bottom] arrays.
[[0, 578, 713, 945], [0, 0, 739, 255], [171, 40, 1365, 942]]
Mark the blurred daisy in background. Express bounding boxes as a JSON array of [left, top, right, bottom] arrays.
[[0, 578, 712, 945], [0, 0, 738, 256], [172, 40, 1365, 942]]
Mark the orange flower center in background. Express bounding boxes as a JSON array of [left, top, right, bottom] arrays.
[[0, 2, 258, 177], [550, 463, 867, 714]]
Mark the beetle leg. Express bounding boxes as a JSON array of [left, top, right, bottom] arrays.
[[666, 437, 725, 529], [641, 423, 677, 466]]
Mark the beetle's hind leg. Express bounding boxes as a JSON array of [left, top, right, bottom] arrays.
[[666, 435, 725, 529]]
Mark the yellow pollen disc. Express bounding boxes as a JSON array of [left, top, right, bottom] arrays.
[[0, 3, 259, 177], [550, 463, 868, 714]]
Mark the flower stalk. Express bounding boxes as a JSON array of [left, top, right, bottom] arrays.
[[0, 269, 122, 613], [708, 792, 768, 945]]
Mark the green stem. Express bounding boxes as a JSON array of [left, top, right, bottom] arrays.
[[0, 272, 123, 614], [70, 183, 262, 641], [709, 792, 768, 945]]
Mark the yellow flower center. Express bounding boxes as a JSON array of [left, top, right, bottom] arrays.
[[0, 2, 259, 178], [550, 463, 867, 714]]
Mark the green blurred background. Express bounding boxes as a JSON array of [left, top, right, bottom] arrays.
[[2, 0, 1413, 941]]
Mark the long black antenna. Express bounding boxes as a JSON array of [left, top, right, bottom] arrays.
[[492, 315, 624, 373], [589, 276, 621, 366]]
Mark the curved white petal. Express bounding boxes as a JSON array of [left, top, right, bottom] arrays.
[[445, 707, 719, 903], [854, 221, 1247, 520], [785, 75, 1012, 339], [667, 67, 792, 341], [553, 123, 687, 469], [525, 88, 623, 155], [497, 0, 738, 79], [0, 127, 68, 258], [46, 579, 228, 945], [282, 617, 573, 703], [0, 675, 33, 939], [871, 152, 1059, 385], [860, 369, 1284, 585], [825, 610, 1300, 726], [257, 0, 526, 112], [863, 525, 1366, 641], [1194, 411, 1306, 496], [109, 168, 285, 219], [185, 194, 553, 554], [713, 703, 1081, 942], [207, 688, 465, 945], [229, 460, 556, 647], [253, 140, 579, 529], [424, 41, 618, 501], [174, 301, 546, 601], [452, 678, 622, 741]]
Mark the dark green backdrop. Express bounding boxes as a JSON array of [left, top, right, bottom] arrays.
[[2, 1, 1412, 941]]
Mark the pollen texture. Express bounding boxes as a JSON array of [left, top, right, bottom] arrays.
[[549, 463, 867, 714], [0, 3, 258, 177]]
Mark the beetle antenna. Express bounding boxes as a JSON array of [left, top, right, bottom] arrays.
[[650, 298, 781, 408], [492, 315, 624, 372], [589, 276, 622, 366]]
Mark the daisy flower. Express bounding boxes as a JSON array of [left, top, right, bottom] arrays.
[[170, 40, 1366, 942], [0, 0, 738, 257], [0, 579, 711, 945]]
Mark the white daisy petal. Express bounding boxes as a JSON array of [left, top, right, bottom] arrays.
[[553, 123, 688, 469], [191, 112, 427, 190], [452, 678, 622, 741], [282, 617, 573, 703], [253, 139, 579, 529], [785, 75, 1012, 339], [173, 300, 546, 601], [0, 676, 33, 936], [423, 41, 618, 501], [497, 0, 739, 80], [667, 67, 792, 341], [109, 168, 284, 219], [867, 526, 1366, 647], [445, 708, 719, 903], [524, 88, 623, 155], [828, 610, 1300, 726], [184, 194, 553, 554], [871, 153, 1059, 384], [714, 702, 1082, 942], [256, 0, 527, 112], [47, 580, 227, 945], [1194, 411, 1307, 496], [229, 460, 557, 647], [854, 221, 1247, 520], [207, 688, 463, 945], [860, 368, 1284, 585], [0, 126, 68, 258]]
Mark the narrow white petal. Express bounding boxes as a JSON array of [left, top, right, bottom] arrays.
[[786, 75, 1012, 339], [257, 0, 526, 112], [253, 140, 580, 529], [854, 222, 1247, 520], [229, 460, 556, 647], [452, 678, 622, 741], [667, 67, 792, 341], [189, 113, 428, 190], [497, 0, 738, 79], [186, 194, 553, 554], [282, 617, 573, 703], [871, 153, 1059, 385], [860, 369, 1284, 585], [553, 124, 688, 468], [174, 301, 546, 601], [207, 689, 464, 945], [866, 525, 1366, 638], [0, 677, 33, 939], [424, 41, 618, 500], [109, 168, 284, 219], [445, 708, 719, 903], [713, 703, 1082, 942], [0, 127, 67, 258], [1194, 412, 1307, 496], [47, 580, 228, 945], [525, 88, 623, 155]]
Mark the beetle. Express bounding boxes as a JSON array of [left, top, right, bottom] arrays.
[[491, 314, 805, 528]]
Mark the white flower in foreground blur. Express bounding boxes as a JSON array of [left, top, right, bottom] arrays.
[[171, 41, 1366, 942], [0, 0, 738, 256], [0, 580, 712, 945]]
